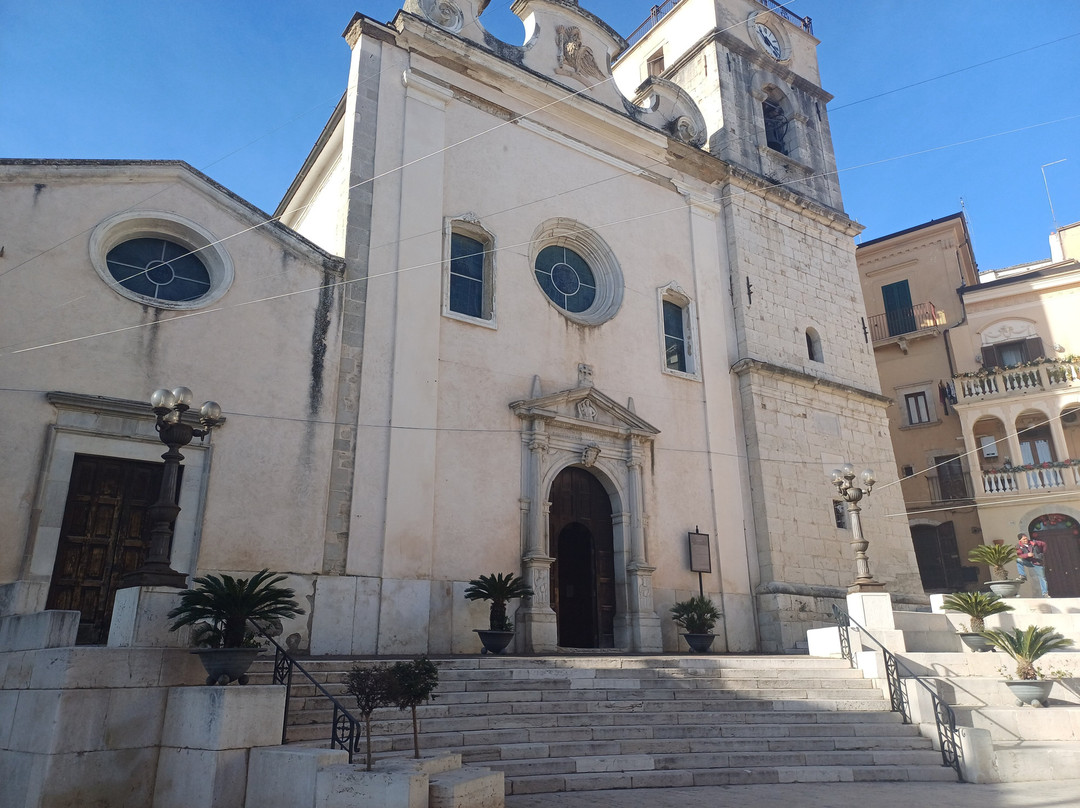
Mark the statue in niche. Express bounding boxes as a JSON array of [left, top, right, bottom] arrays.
[[577, 400, 597, 421], [556, 26, 605, 82]]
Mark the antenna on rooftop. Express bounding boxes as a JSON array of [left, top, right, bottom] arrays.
[[1042, 159, 1066, 232]]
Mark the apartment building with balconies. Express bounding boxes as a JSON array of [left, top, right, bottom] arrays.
[[857, 214, 983, 593], [859, 217, 1080, 598]]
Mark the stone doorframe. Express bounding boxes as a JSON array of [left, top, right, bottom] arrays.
[[1, 392, 212, 617], [510, 371, 663, 653]]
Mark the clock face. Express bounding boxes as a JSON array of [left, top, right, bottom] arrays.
[[755, 23, 782, 59]]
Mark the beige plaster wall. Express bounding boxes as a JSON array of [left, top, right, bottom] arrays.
[[0, 166, 343, 603]]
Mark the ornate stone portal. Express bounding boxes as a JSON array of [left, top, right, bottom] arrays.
[[510, 376, 662, 652]]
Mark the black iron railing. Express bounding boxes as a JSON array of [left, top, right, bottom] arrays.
[[248, 620, 364, 763], [867, 301, 939, 341], [626, 0, 813, 50], [831, 604, 963, 781]]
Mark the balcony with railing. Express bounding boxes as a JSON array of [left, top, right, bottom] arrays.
[[979, 461, 1080, 496], [868, 302, 940, 343], [955, 359, 1080, 402], [625, 0, 813, 50]]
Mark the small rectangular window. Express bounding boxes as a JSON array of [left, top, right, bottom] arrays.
[[449, 232, 489, 320], [905, 392, 931, 425], [647, 49, 665, 77], [833, 500, 848, 529], [902, 465, 914, 477], [663, 299, 687, 372]]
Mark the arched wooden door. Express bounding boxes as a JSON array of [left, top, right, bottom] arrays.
[[549, 467, 615, 648], [1030, 514, 1080, 598]]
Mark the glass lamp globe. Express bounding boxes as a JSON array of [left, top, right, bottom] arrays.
[[150, 388, 177, 411], [171, 387, 194, 409]]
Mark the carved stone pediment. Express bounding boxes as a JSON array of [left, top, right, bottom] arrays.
[[630, 77, 709, 148], [510, 385, 660, 439]]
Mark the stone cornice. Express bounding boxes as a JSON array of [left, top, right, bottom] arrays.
[[730, 358, 890, 405]]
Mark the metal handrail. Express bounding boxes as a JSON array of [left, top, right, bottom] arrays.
[[831, 604, 963, 781], [248, 621, 364, 763]]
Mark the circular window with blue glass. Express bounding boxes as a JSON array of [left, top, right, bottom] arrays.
[[530, 220, 623, 326], [106, 238, 212, 303], [534, 245, 597, 313], [90, 211, 234, 310]]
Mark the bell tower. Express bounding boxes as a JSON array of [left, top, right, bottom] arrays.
[[617, 0, 922, 651], [614, 0, 842, 210]]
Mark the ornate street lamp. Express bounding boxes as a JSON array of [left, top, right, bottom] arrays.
[[830, 463, 885, 592], [120, 387, 223, 588]]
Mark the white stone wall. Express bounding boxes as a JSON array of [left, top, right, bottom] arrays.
[[0, 165, 343, 631]]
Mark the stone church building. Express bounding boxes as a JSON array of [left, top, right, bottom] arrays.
[[0, 0, 920, 657]]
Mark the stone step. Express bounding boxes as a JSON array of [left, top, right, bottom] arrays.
[[248, 654, 953, 794], [489, 748, 945, 778], [989, 740, 1080, 782], [503, 763, 959, 793]]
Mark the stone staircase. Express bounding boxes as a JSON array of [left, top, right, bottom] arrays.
[[249, 655, 957, 794]]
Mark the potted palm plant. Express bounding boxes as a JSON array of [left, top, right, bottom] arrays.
[[464, 572, 533, 654], [670, 594, 721, 653], [941, 591, 1014, 652], [168, 569, 304, 685], [968, 543, 1021, 598], [980, 625, 1075, 706]]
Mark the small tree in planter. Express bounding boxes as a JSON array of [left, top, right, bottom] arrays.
[[968, 543, 1018, 581], [387, 657, 440, 759], [942, 591, 1014, 651], [344, 665, 392, 770], [464, 572, 533, 653], [968, 543, 1021, 598], [167, 569, 303, 684], [670, 595, 721, 653], [980, 625, 1075, 707]]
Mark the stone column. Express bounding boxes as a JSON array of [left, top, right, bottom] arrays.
[[520, 422, 557, 652], [624, 446, 661, 652]]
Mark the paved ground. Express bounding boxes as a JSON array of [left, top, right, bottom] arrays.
[[505, 779, 1080, 807]]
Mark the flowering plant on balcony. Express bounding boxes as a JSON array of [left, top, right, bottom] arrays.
[[984, 458, 1080, 474], [954, 354, 1079, 379]]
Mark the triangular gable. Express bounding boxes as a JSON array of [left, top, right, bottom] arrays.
[[510, 385, 659, 439]]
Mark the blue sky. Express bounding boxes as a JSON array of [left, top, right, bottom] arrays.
[[3, 1, 1078, 271]]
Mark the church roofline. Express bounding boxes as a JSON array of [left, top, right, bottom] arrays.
[[274, 92, 347, 218], [0, 158, 346, 272]]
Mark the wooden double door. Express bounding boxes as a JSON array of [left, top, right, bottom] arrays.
[[549, 467, 616, 649], [1031, 514, 1080, 598], [45, 454, 168, 644]]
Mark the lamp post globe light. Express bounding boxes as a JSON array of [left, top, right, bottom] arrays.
[[830, 463, 885, 593], [120, 387, 223, 589]]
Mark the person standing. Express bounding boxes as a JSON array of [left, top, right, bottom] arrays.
[[1016, 533, 1049, 597]]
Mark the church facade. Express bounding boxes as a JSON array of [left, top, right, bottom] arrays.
[[0, 0, 920, 656]]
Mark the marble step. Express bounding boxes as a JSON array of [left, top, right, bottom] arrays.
[[502, 763, 959, 793]]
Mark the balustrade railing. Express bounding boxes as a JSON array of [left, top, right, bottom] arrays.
[[248, 620, 365, 762], [957, 361, 1080, 401], [625, 0, 812, 50], [831, 605, 962, 782], [981, 470, 1018, 494]]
